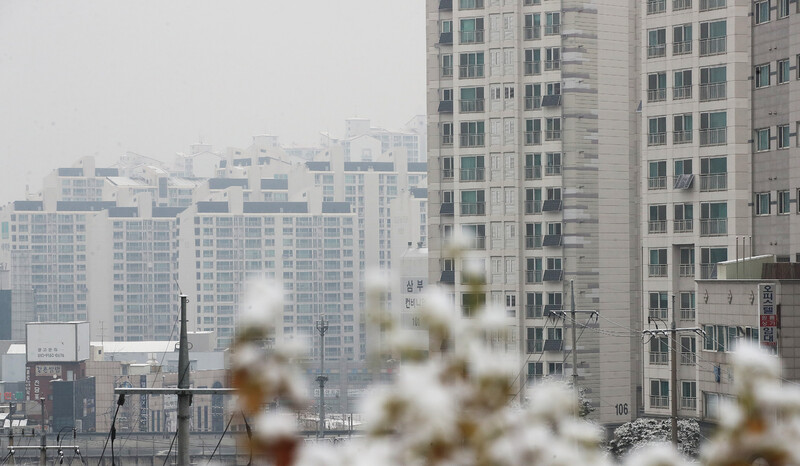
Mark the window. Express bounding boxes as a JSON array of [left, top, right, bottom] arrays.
[[755, 0, 770, 24], [674, 203, 693, 233], [700, 247, 727, 279], [700, 0, 725, 10], [441, 157, 454, 179], [545, 12, 560, 35], [649, 248, 668, 276], [441, 54, 453, 77], [700, 156, 727, 191], [648, 161, 667, 190], [524, 13, 541, 40], [649, 292, 668, 319], [700, 20, 726, 56], [700, 111, 726, 146], [673, 24, 692, 55], [778, 59, 790, 84], [673, 114, 693, 144], [647, 28, 666, 58], [679, 249, 695, 278], [545, 118, 561, 140], [546, 82, 561, 96], [459, 0, 484, 9], [648, 117, 666, 146], [647, 0, 666, 13], [778, 190, 790, 214], [647, 72, 666, 102], [673, 69, 692, 99], [756, 128, 771, 151], [649, 205, 667, 234], [460, 121, 485, 147], [701, 202, 727, 235], [460, 190, 485, 215], [650, 337, 669, 365], [460, 156, 485, 181], [460, 18, 485, 44], [778, 124, 790, 149], [681, 381, 697, 410], [755, 192, 771, 216], [460, 87, 485, 113], [650, 379, 669, 408], [459, 52, 484, 78], [755, 63, 770, 88], [544, 47, 560, 70], [524, 49, 541, 75], [679, 292, 696, 319], [700, 65, 726, 101], [525, 118, 541, 145], [545, 152, 562, 175], [778, 0, 790, 17], [525, 153, 542, 180], [524, 84, 541, 110], [441, 122, 453, 146]]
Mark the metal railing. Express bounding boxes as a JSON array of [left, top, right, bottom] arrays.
[[673, 130, 692, 144], [545, 24, 560, 35], [460, 134, 485, 147], [700, 218, 727, 236], [460, 99, 485, 113], [525, 200, 543, 214], [649, 308, 668, 320], [647, 44, 666, 58], [459, 64, 485, 78], [526, 270, 543, 283], [647, 0, 667, 13], [648, 220, 667, 234], [442, 134, 453, 146], [700, 127, 726, 146], [526, 305, 543, 319], [524, 27, 541, 40], [459, 30, 485, 44], [700, 0, 725, 10], [673, 0, 692, 9], [651, 395, 669, 408], [674, 219, 693, 233], [460, 168, 485, 181], [525, 235, 543, 249], [470, 236, 486, 249], [648, 176, 667, 190], [441, 66, 453, 78], [545, 164, 562, 175], [673, 41, 692, 55], [700, 82, 726, 101], [650, 352, 669, 365], [524, 61, 542, 76], [700, 37, 726, 56], [545, 130, 561, 141], [441, 169, 454, 180], [460, 202, 486, 216], [525, 131, 542, 145], [680, 308, 696, 320], [649, 264, 667, 276], [525, 166, 542, 180], [525, 96, 542, 110], [648, 132, 666, 146], [681, 352, 696, 365], [681, 396, 697, 410], [673, 85, 692, 100], [700, 263, 716, 279], [647, 89, 666, 102], [527, 339, 544, 353], [700, 173, 727, 191], [544, 60, 560, 71], [679, 264, 695, 277]]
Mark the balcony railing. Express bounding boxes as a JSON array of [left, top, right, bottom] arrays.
[[648, 133, 666, 146], [649, 264, 667, 277], [525, 235, 543, 249], [674, 219, 693, 233], [681, 396, 697, 410], [699, 37, 726, 56], [526, 270, 543, 283], [544, 60, 560, 71], [648, 176, 666, 190], [459, 30, 485, 44], [700, 127, 726, 146], [681, 352, 696, 365], [650, 352, 669, 365], [526, 339, 544, 353], [647, 44, 666, 58], [441, 66, 453, 78], [526, 305, 543, 319], [469, 236, 486, 249], [673, 0, 692, 9], [700, 218, 727, 236], [673, 130, 692, 144], [673, 41, 692, 55], [700, 0, 725, 10], [442, 134, 453, 146], [700, 173, 727, 191], [647, 0, 667, 13], [700, 82, 726, 101], [651, 395, 669, 408], [680, 308, 696, 320], [673, 85, 692, 100], [460, 168, 485, 181], [544, 24, 560, 35], [647, 88, 666, 102], [460, 134, 485, 147], [700, 263, 717, 279], [679, 264, 695, 277], [460, 202, 486, 216], [460, 99, 485, 113], [545, 130, 561, 141], [525, 165, 542, 180], [524, 27, 541, 40], [649, 308, 668, 320], [525, 200, 543, 214], [459, 64, 485, 78], [525, 131, 542, 145], [524, 61, 541, 76], [648, 220, 667, 234], [525, 96, 542, 110], [441, 169, 454, 180], [545, 164, 562, 176]]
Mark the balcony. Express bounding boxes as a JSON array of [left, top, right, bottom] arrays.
[[700, 0, 725, 10], [672, 218, 694, 233], [700, 218, 727, 236], [650, 352, 669, 365], [651, 395, 669, 409], [647, 44, 666, 58], [673, 41, 692, 55], [526, 339, 544, 353], [681, 397, 697, 410], [648, 132, 666, 146], [460, 99, 485, 113], [699, 37, 726, 56], [648, 220, 667, 234], [545, 24, 560, 35], [673, 130, 692, 144], [525, 166, 542, 180], [441, 169, 454, 180], [526, 304, 543, 319], [647, 0, 666, 13], [524, 27, 541, 40], [673, 85, 692, 100], [649, 264, 667, 277], [525, 131, 542, 145], [700, 263, 717, 279], [459, 64, 484, 79], [525, 235, 542, 249], [700, 173, 727, 191], [679, 264, 695, 277], [460, 30, 485, 44], [524, 61, 541, 76], [526, 270, 543, 283], [545, 130, 562, 141], [700, 128, 726, 146], [681, 352, 696, 365], [544, 60, 560, 71], [700, 82, 726, 101], [649, 308, 668, 320], [525, 200, 542, 214], [648, 176, 666, 190], [460, 134, 485, 147], [460, 202, 486, 216], [673, 0, 691, 9], [525, 96, 542, 110], [460, 168, 485, 181], [647, 89, 666, 102], [680, 308, 696, 320], [545, 164, 562, 176]]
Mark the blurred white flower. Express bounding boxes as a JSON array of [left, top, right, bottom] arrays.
[[239, 279, 283, 331]]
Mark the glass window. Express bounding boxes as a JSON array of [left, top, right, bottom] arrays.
[[778, 124, 790, 149], [755, 64, 771, 88], [755, 0, 770, 23], [778, 59, 791, 84], [778, 190, 790, 214], [756, 192, 771, 215], [756, 128, 771, 151]]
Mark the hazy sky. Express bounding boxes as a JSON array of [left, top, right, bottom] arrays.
[[0, 0, 426, 203]]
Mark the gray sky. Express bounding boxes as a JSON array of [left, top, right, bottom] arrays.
[[0, 0, 426, 203]]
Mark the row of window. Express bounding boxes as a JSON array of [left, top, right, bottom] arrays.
[[647, 20, 726, 59], [754, 57, 800, 88], [645, 0, 724, 15], [438, 12, 561, 45], [439, 48, 562, 79], [439, 82, 561, 113], [647, 157, 726, 191], [439, 153, 562, 181], [646, 247, 727, 279], [440, 118, 563, 147], [646, 111, 726, 147], [646, 65, 726, 102], [755, 124, 797, 152], [754, 0, 794, 23], [754, 190, 799, 216], [649, 379, 697, 410], [648, 202, 726, 236]]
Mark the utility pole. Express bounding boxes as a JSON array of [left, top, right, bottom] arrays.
[[570, 280, 578, 388], [316, 317, 329, 439], [39, 398, 45, 466]]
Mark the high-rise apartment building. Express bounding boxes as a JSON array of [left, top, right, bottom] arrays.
[[426, 0, 641, 425]]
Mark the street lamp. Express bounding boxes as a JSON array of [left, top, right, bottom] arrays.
[[315, 316, 329, 439]]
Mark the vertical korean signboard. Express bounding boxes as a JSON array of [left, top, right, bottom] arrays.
[[758, 283, 778, 354]]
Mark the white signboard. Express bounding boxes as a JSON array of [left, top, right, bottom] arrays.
[[401, 277, 426, 330], [758, 283, 778, 354], [26, 322, 90, 362]]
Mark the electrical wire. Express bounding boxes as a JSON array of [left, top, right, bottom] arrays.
[[162, 430, 179, 466], [97, 394, 125, 466], [206, 414, 234, 465]]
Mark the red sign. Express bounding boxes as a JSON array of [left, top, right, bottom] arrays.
[[760, 315, 778, 327]]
